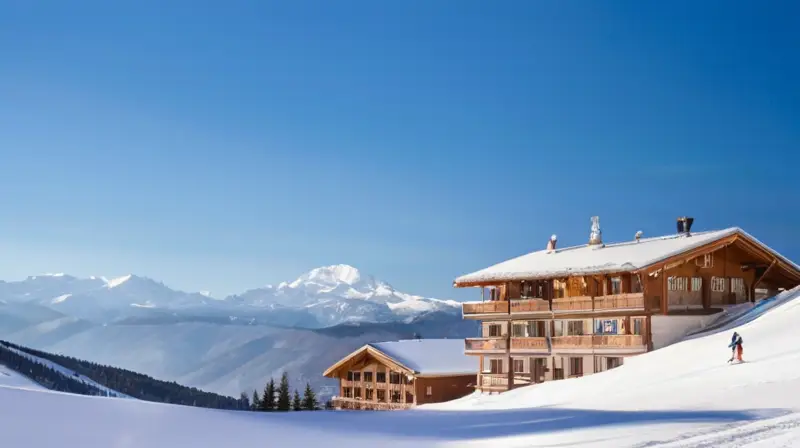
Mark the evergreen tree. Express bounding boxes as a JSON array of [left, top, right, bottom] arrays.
[[301, 382, 318, 411], [292, 389, 302, 411], [251, 389, 261, 410], [261, 378, 276, 411], [239, 392, 250, 410], [277, 372, 291, 411]]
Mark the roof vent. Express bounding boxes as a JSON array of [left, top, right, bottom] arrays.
[[546, 234, 557, 252], [589, 216, 603, 248], [635, 230, 643, 242], [677, 217, 694, 237]]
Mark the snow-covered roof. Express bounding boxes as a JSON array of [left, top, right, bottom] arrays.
[[368, 339, 477, 376], [455, 227, 800, 285]]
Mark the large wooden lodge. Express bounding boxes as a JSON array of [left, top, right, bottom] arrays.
[[454, 217, 800, 392], [323, 339, 477, 410]]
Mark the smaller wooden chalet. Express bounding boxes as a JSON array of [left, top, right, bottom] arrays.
[[323, 339, 477, 410]]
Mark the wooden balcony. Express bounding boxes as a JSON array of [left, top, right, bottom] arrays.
[[551, 296, 593, 313], [510, 337, 549, 352], [550, 335, 594, 349], [592, 334, 646, 349], [462, 301, 509, 317], [332, 396, 412, 411], [465, 337, 507, 353], [593, 293, 645, 311], [480, 374, 509, 389], [510, 299, 551, 314]]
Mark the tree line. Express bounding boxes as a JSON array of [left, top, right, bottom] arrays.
[[249, 371, 320, 411], [0, 340, 248, 410]]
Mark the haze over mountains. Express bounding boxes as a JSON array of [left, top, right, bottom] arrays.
[[0, 265, 473, 399]]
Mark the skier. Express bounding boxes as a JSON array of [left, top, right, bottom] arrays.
[[728, 331, 743, 363]]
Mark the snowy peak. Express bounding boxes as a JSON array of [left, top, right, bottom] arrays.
[[289, 264, 374, 288], [105, 274, 133, 289]]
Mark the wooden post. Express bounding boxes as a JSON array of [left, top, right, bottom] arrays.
[[661, 265, 668, 315], [478, 356, 484, 390]]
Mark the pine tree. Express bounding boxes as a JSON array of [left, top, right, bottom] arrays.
[[239, 392, 250, 410], [251, 389, 261, 410], [277, 372, 291, 411], [261, 378, 276, 411], [301, 382, 318, 411], [292, 389, 302, 411]]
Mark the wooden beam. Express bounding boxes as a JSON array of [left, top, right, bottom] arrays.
[[753, 259, 778, 290]]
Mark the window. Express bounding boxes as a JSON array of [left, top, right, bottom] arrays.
[[391, 391, 401, 403], [553, 280, 566, 298], [513, 359, 525, 373], [606, 357, 623, 370], [529, 320, 546, 337], [376, 371, 386, 383], [347, 371, 354, 381], [363, 371, 373, 383], [731, 278, 745, 295], [376, 390, 386, 402], [512, 323, 528, 337], [691, 277, 702, 292], [610, 277, 622, 295], [354, 388, 362, 399], [668, 277, 688, 291], [425, 386, 432, 396], [567, 320, 584, 335], [352, 372, 361, 382], [696, 253, 714, 268], [365, 389, 373, 400], [596, 319, 618, 335], [488, 324, 502, 337], [343, 387, 353, 398], [389, 372, 401, 384], [489, 359, 503, 374], [711, 277, 726, 292], [569, 357, 583, 376], [631, 318, 643, 335]]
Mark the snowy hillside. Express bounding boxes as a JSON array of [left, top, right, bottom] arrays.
[[1, 342, 129, 398], [3, 289, 800, 447]]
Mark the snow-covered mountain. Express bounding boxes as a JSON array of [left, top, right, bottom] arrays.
[[229, 264, 460, 327], [0, 265, 459, 327]]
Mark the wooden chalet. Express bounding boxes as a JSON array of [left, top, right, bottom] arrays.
[[323, 339, 477, 410], [454, 216, 800, 392]]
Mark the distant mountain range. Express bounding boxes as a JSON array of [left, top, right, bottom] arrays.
[[0, 265, 461, 327], [0, 265, 474, 400]]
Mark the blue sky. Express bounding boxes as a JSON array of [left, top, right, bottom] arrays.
[[0, 1, 798, 300]]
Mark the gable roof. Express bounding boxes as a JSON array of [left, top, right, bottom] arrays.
[[454, 227, 800, 286], [323, 339, 477, 378], [368, 339, 477, 375]]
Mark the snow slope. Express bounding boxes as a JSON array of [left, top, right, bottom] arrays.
[[0, 363, 47, 391], [2, 287, 800, 447], [1, 343, 130, 398]]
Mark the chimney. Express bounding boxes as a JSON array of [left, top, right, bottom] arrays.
[[677, 217, 694, 236], [546, 234, 557, 252], [589, 216, 603, 247], [635, 230, 643, 242]]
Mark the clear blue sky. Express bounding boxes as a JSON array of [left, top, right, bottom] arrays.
[[1, 1, 798, 300]]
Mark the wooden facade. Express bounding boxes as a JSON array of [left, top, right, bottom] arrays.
[[456, 224, 800, 392], [323, 344, 476, 410]]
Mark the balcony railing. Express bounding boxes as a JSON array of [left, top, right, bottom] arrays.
[[510, 337, 548, 351], [592, 334, 645, 348], [510, 298, 551, 313], [464, 293, 656, 317], [551, 335, 594, 349], [593, 293, 645, 311], [480, 374, 509, 388], [465, 337, 507, 352], [552, 296, 594, 312], [463, 301, 509, 315], [331, 396, 412, 411]]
